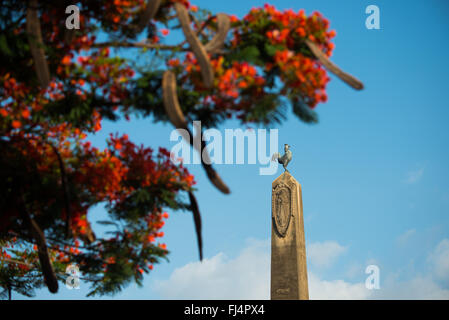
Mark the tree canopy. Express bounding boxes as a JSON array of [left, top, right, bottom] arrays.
[[0, 0, 362, 298]]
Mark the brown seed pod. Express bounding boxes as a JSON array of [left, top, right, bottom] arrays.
[[162, 70, 230, 194], [204, 13, 231, 54], [194, 131, 231, 194], [305, 39, 364, 90], [202, 158, 231, 194], [174, 2, 214, 88], [136, 0, 162, 33], [162, 71, 191, 148], [162, 70, 188, 128], [26, 0, 50, 88], [19, 199, 58, 294], [64, 29, 75, 45], [50, 145, 72, 239], [188, 191, 203, 261]]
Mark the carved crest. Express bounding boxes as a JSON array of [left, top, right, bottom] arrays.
[[272, 182, 292, 237]]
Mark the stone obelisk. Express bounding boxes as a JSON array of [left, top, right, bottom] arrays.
[[271, 171, 309, 300]]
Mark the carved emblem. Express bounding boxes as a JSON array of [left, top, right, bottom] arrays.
[[272, 183, 292, 237]]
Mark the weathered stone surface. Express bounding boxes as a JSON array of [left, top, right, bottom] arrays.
[[271, 171, 309, 300]]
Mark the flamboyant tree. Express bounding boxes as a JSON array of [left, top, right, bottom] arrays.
[[0, 0, 362, 299]]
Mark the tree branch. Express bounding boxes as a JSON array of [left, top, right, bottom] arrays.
[[91, 41, 185, 51], [0, 258, 34, 268], [26, 0, 50, 88], [189, 12, 208, 39]]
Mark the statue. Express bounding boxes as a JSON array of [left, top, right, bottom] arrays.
[[271, 167, 309, 300], [271, 144, 292, 172]]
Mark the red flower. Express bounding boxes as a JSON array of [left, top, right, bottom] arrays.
[[12, 120, 21, 129], [61, 55, 72, 65]]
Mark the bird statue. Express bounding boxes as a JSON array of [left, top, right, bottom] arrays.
[[272, 144, 292, 172]]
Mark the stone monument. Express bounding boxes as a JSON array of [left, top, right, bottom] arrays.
[[271, 171, 309, 300]]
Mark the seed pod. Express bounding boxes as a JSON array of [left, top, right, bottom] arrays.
[[64, 29, 75, 45], [204, 13, 231, 54], [194, 131, 231, 194], [162, 70, 230, 194], [188, 191, 203, 261], [202, 159, 231, 194], [162, 70, 188, 128], [174, 2, 214, 88], [20, 201, 58, 293], [305, 39, 364, 90], [136, 0, 162, 33], [26, 0, 50, 88], [50, 145, 72, 239]]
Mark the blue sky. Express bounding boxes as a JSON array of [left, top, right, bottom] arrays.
[[22, 0, 449, 299]]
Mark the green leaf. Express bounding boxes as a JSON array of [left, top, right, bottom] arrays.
[[0, 34, 13, 57], [292, 99, 319, 124], [228, 45, 261, 64], [264, 43, 283, 57], [96, 220, 119, 227]]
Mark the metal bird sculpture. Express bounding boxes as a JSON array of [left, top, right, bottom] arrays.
[[272, 144, 292, 172]]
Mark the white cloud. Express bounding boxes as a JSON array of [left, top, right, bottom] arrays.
[[154, 239, 366, 300], [153, 237, 449, 300], [396, 228, 416, 246], [307, 241, 347, 268], [309, 273, 370, 300], [428, 238, 449, 286], [369, 238, 449, 299], [370, 275, 449, 300], [405, 167, 424, 184], [344, 262, 364, 279], [154, 238, 270, 299]]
